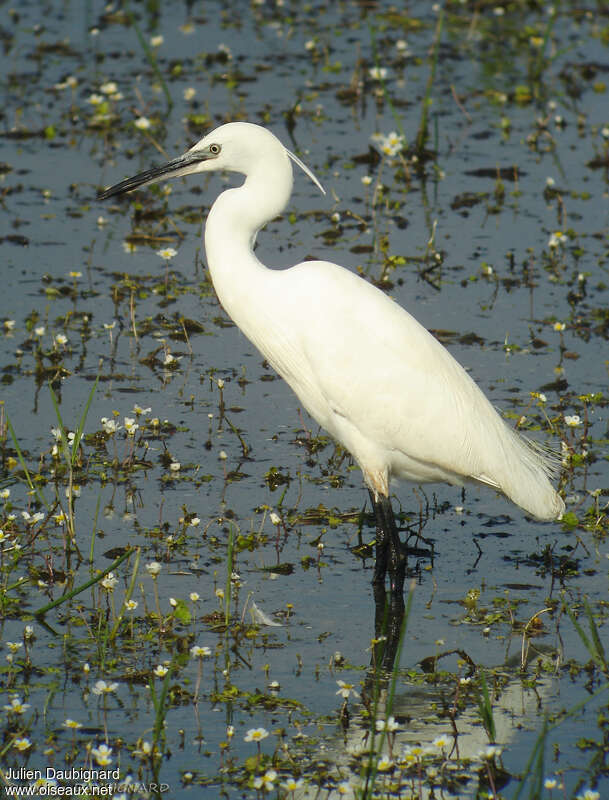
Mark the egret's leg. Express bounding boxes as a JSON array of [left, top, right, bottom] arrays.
[[369, 492, 406, 596], [369, 490, 389, 586]]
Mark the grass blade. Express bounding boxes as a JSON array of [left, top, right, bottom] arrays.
[[34, 548, 133, 617], [5, 414, 50, 510]]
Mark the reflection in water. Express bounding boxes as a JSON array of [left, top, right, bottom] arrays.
[[295, 586, 555, 799]]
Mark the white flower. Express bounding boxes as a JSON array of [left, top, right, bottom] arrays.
[[3, 697, 30, 714], [190, 645, 211, 658], [336, 680, 359, 700], [91, 743, 113, 766], [281, 777, 304, 791], [553, 321, 565, 332], [100, 81, 118, 95], [124, 417, 139, 435], [134, 116, 151, 130], [376, 715, 400, 732], [369, 66, 388, 80], [565, 414, 581, 427], [13, 737, 31, 751], [169, 461, 180, 471], [101, 573, 118, 590], [153, 664, 168, 677], [63, 718, 82, 730], [150, 35, 164, 47], [480, 744, 502, 760], [146, 561, 162, 577], [377, 755, 393, 771], [156, 247, 178, 260], [548, 231, 565, 249], [92, 680, 118, 695], [361, 175, 373, 186], [253, 769, 277, 791], [183, 87, 196, 101], [125, 600, 138, 611], [244, 727, 269, 742], [55, 333, 67, 346], [101, 417, 121, 435], [576, 792, 600, 800], [189, 592, 200, 602]]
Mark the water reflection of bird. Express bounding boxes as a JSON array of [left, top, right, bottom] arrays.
[[98, 122, 564, 597]]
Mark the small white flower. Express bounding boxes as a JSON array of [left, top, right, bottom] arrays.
[[565, 414, 582, 427], [156, 247, 178, 260], [3, 697, 30, 714], [101, 573, 118, 591], [553, 321, 566, 332], [190, 644, 211, 658], [146, 561, 162, 577], [169, 461, 181, 471], [376, 715, 400, 732], [244, 727, 269, 742], [548, 231, 565, 249], [101, 417, 121, 435], [281, 777, 304, 791], [13, 737, 32, 751], [150, 35, 164, 47], [92, 680, 118, 695], [100, 81, 118, 95], [91, 743, 113, 766], [376, 755, 393, 771], [134, 116, 151, 130], [124, 417, 139, 435], [253, 769, 277, 791], [369, 66, 388, 81], [189, 592, 200, 602], [183, 87, 196, 101], [336, 680, 360, 700], [361, 175, 373, 186], [153, 664, 168, 677]]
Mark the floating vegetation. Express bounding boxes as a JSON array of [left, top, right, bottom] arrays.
[[1, 1, 608, 798]]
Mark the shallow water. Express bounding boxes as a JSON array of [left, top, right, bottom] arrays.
[[1, 2, 608, 798]]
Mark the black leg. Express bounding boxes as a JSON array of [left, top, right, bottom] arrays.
[[369, 491, 406, 597], [369, 489, 389, 586]]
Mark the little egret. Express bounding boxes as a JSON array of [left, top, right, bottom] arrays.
[[99, 122, 564, 596]]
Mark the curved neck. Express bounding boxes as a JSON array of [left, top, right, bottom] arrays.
[[204, 158, 293, 320]]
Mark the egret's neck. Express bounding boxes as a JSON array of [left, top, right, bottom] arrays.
[[204, 159, 292, 285]]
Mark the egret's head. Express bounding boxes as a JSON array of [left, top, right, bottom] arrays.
[[97, 122, 324, 201]]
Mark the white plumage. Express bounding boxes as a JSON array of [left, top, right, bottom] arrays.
[[99, 121, 564, 593]]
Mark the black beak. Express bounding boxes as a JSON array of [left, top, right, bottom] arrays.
[[97, 150, 211, 201]]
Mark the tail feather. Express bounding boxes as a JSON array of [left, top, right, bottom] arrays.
[[474, 424, 564, 521]]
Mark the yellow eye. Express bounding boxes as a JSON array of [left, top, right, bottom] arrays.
[[209, 143, 221, 155]]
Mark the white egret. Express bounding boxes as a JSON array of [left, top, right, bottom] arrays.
[[98, 122, 564, 596]]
